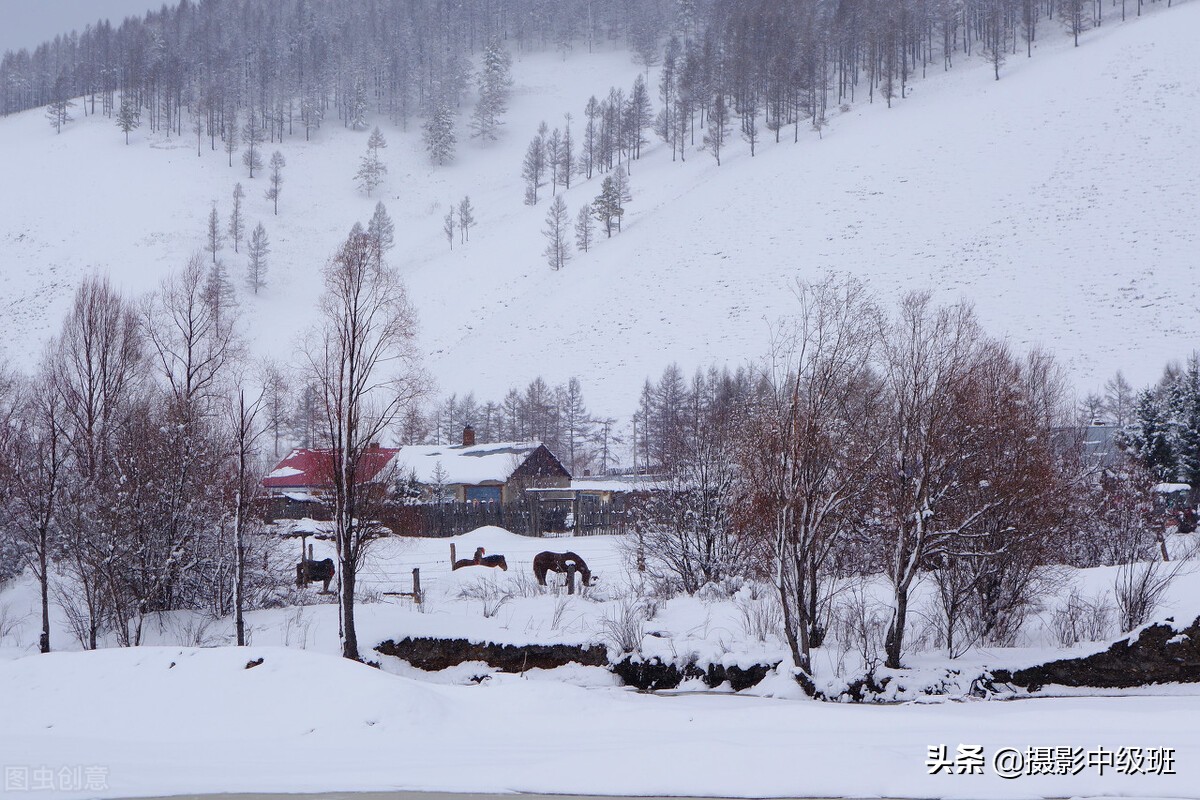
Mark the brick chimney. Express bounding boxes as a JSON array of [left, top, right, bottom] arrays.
[[462, 425, 475, 447]]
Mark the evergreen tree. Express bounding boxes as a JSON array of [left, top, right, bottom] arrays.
[[266, 151, 286, 214], [457, 196, 475, 243], [521, 131, 546, 205], [470, 39, 513, 140], [443, 206, 455, 250], [612, 164, 632, 205], [355, 143, 387, 196], [45, 77, 74, 134], [368, 201, 395, 256], [228, 183, 245, 252], [557, 115, 575, 192], [581, 96, 600, 180], [247, 222, 270, 294], [206, 205, 223, 264], [116, 94, 139, 144], [543, 195, 571, 271], [703, 93, 730, 165], [574, 203, 594, 253], [224, 111, 239, 167], [547, 128, 563, 194], [593, 175, 623, 237], [626, 73, 653, 161], [423, 104, 456, 165], [242, 115, 264, 178]]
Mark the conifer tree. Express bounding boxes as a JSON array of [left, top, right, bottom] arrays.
[[116, 94, 139, 144], [229, 183, 245, 252], [368, 201, 395, 256], [424, 104, 456, 165], [443, 207, 455, 250], [593, 175, 623, 237], [522, 130, 546, 205], [242, 115, 264, 178], [458, 196, 475, 243], [574, 204, 594, 253], [266, 151, 286, 214], [206, 205, 224, 264], [247, 223, 270, 294], [703, 93, 730, 165], [470, 39, 513, 140], [543, 195, 571, 271]]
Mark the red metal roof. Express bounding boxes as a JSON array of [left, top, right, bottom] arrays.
[[261, 446, 401, 489]]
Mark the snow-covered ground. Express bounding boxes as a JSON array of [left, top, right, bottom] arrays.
[[2, 643, 1199, 800], [2, 3, 1199, 419], [2, 524, 1200, 798]]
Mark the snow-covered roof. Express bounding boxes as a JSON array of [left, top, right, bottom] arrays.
[[571, 475, 668, 493], [392, 442, 543, 485], [262, 442, 549, 489]]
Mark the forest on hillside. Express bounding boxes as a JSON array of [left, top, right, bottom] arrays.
[[3, 0, 1164, 150]]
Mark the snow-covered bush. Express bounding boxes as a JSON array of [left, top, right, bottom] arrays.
[[1051, 588, 1114, 646], [599, 597, 651, 655], [734, 583, 782, 642], [458, 577, 513, 618]]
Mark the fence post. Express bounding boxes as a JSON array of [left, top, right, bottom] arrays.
[[412, 567, 422, 606], [566, 563, 576, 595]]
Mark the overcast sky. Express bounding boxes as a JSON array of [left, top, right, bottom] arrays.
[[0, 0, 160, 56]]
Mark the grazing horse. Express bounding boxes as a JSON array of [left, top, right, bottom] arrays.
[[532, 551, 592, 587], [296, 558, 335, 592]]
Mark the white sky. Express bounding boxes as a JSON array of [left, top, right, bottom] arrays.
[[0, 0, 160, 56]]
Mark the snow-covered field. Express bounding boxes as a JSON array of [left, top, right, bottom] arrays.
[[2, 3, 1199, 418], [2, 525, 1200, 798]]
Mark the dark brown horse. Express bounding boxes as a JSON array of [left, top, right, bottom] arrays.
[[296, 558, 335, 592], [532, 551, 592, 587], [451, 544, 507, 571]]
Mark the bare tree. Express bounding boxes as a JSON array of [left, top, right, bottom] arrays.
[[305, 226, 425, 660], [739, 279, 882, 674]]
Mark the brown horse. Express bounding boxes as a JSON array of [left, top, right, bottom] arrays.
[[532, 551, 592, 587], [451, 544, 508, 571]]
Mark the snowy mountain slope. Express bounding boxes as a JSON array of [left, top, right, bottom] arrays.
[[1, 4, 1197, 418]]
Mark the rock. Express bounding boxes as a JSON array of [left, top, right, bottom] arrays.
[[991, 615, 1200, 691]]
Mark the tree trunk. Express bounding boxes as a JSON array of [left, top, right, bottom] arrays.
[[885, 584, 909, 669]]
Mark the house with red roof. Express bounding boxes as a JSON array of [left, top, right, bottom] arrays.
[[261, 426, 571, 507]]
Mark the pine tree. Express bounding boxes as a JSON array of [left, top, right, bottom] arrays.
[[229, 183, 245, 252], [470, 39, 513, 140], [593, 175, 623, 237], [242, 115, 264, 178], [367, 125, 387, 156], [521, 132, 546, 205], [204, 258, 236, 327], [457, 196, 475, 243], [206, 205, 223, 264], [581, 96, 600, 180], [45, 77, 74, 134], [355, 144, 387, 196], [703, 93, 730, 165], [612, 164, 632, 205], [547, 128, 563, 194], [224, 111, 239, 167], [266, 151, 286, 214], [368, 201, 395, 256], [574, 204, 594, 253], [443, 207, 455, 250], [627, 73, 653, 160], [424, 104, 456, 165], [543, 195, 571, 271], [247, 222, 270, 294], [560, 113, 575, 190], [116, 94, 139, 144]]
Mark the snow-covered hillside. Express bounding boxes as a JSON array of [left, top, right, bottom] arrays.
[[2, 3, 1197, 417]]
